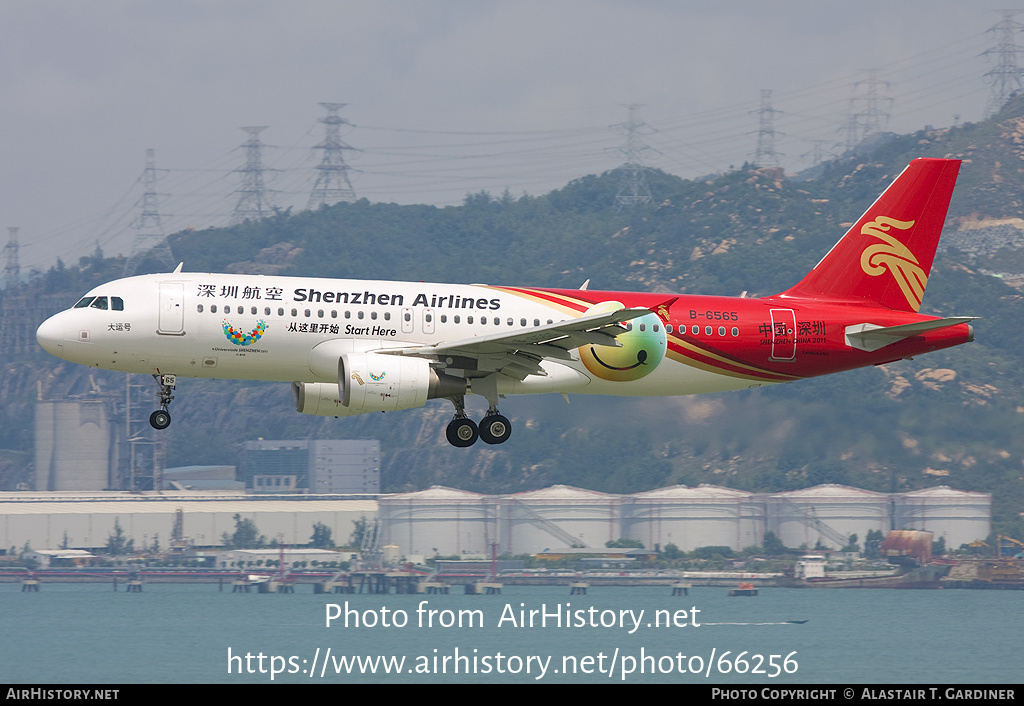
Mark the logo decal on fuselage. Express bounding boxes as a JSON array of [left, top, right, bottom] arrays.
[[859, 217, 926, 311], [222, 319, 268, 346], [578, 301, 667, 382]]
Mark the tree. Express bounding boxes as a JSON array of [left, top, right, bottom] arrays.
[[222, 514, 266, 549], [310, 522, 333, 549], [105, 518, 133, 556], [864, 529, 885, 559], [349, 517, 367, 549], [606, 538, 644, 549], [763, 531, 786, 556]]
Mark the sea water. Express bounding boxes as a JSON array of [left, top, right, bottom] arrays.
[[2, 583, 1021, 684]]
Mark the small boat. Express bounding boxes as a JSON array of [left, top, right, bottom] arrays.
[[728, 582, 758, 596]]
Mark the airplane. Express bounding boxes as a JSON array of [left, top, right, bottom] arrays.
[[36, 158, 975, 447]]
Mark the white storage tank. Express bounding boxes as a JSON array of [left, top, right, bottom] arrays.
[[624, 484, 764, 552], [893, 486, 990, 548], [500, 485, 619, 554], [378, 486, 496, 557], [767, 484, 890, 550]]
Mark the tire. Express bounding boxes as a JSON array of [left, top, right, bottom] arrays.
[[150, 410, 171, 430], [445, 418, 479, 447], [479, 414, 512, 444]]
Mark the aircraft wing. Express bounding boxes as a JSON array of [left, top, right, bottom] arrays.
[[377, 307, 652, 379]]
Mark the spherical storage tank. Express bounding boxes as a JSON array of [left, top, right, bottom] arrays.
[[500, 485, 619, 554], [624, 484, 764, 552], [893, 486, 990, 548], [767, 484, 889, 550], [379, 486, 496, 557]]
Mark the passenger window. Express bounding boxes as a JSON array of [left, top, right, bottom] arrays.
[[454, 315, 461, 324], [304, 309, 311, 318], [653, 323, 659, 332], [197, 304, 204, 313], [211, 305, 218, 314], [345, 311, 351, 319], [74, 297, 95, 309], [639, 323, 646, 332], [705, 326, 712, 335], [534, 319, 540, 327], [666, 324, 673, 333], [731, 327, 739, 337], [264, 307, 271, 316], [90, 297, 108, 310], [357, 311, 364, 319], [718, 326, 726, 336], [468, 316, 474, 324], [481, 317, 487, 325], [692, 325, 698, 335], [278, 308, 284, 316], [520, 318, 527, 327], [318, 309, 324, 318], [252, 306, 258, 315], [331, 310, 337, 318], [384, 312, 390, 321], [440, 315, 447, 323], [111, 297, 124, 311], [371, 311, 377, 320]]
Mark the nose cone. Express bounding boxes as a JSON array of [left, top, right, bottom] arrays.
[[36, 314, 65, 358]]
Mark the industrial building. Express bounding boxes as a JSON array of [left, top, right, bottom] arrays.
[[1, 483, 991, 559], [0, 491, 376, 553], [243, 440, 380, 494]]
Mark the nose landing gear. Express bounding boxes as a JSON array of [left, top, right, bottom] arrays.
[[149, 374, 176, 430]]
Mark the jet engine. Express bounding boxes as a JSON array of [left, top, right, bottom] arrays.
[[295, 353, 469, 416]]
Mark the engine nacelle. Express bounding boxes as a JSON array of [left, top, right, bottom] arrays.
[[294, 354, 467, 417], [293, 381, 361, 417], [340, 352, 467, 413]]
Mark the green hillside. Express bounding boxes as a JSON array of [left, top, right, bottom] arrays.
[[7, 97, 1024, 539]]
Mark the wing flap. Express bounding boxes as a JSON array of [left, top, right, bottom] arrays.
[[377, 306, 651, 377]]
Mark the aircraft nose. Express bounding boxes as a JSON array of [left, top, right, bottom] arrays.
[[36, 314, 65, 358]]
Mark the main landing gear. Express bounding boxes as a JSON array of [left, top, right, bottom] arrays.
[[149, 373, 176, 430], [445, 396, 512, 447]]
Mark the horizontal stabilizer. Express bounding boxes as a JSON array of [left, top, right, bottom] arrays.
[[845, 317, 976, 352]]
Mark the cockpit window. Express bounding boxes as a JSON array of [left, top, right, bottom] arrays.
[[73, 297, 95, 309], [90, 297, 109, 310], [111, 297, 124, 311]]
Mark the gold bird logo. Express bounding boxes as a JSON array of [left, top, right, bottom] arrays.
[[859, 217, 927, 311]]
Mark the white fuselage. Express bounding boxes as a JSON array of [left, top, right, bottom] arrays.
[[35, 272, 761, 400]]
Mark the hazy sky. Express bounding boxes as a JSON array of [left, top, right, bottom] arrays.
[[1, 1, 1019, 273]]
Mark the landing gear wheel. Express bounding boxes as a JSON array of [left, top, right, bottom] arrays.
[[149, 410, 171, 430], [479, 414, 512, 445], [446, 418, 479, 447]]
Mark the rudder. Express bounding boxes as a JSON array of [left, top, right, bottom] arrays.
[[779, 158, 961, 311]]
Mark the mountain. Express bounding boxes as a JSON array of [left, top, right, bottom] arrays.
[[6, 97, 1024, 539]]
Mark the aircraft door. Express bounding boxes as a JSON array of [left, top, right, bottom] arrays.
[[769, 308, 796, 361], [422, 308, 435, 335], [158, 283, 185, 335], [401, 307, 414, 334]]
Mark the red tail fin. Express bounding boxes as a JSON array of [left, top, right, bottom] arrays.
[[779, 158, 961, 311]]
